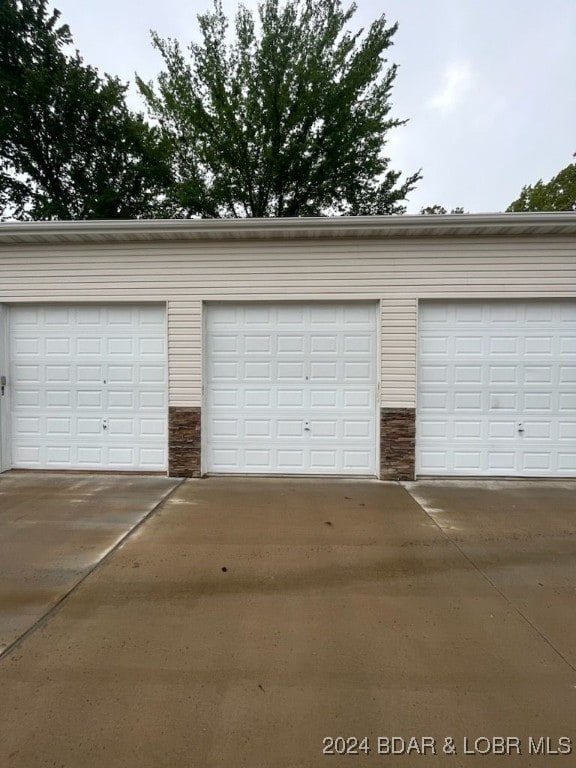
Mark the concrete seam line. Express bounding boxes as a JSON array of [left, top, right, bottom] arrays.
[[0, 478, 186, 663], [402, 483, 576, 676]]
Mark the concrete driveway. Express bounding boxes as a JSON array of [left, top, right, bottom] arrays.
[[0, 477, 575, 768], [0, 472, 180, 655]]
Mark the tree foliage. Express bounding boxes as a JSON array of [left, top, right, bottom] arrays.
[[0, 0, 171, 220], [507, 157, 576, 212], [138, 0, 420, 218], [420, 205, 465, 215]]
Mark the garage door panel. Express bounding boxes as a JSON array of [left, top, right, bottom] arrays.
[[242, 336, 270, 354], [138, 391, 166, 409], [76, 365, 102, 383], [244, 361, 271, 379], [107, 391, 132, 409], [453, 451, 483, 471], [244, 419, 273, 438], [310, 389, 337, 408], [558, 453, 576, 471], [488, 421, 516, 439], [205, 302, 377, 475], [343, 334, 372, 353], [140, 365, 165, 384], [524, 336, 554, 355], [488, 366, 517, 384], [277, 361, 305, 380], [420, 336, 448, 355], [10, 304, 167, 471], [245, 307, 271, 325], [277, 335, 305, 353], [559, 421, 576, 439], [244, 449, 272, 469], [76, 337, 101, 355], [561, 337, 576, 354], [523, 392, 551, 411], [487, 452, 517, 471], [311, 335, 337, 353], [276, 419, 303, 438], [418, 301, 576, 477], [343, 389, 374, 408], [560, 366, 576, 383], [15, 389, 40, 408], [489, 337, 517, 355], [344, 450, 373, 468], [247, 388, 275, 407], [277, 450, 303, 468], [108, 337, 133, 355], [45, 308, 70, 324], [454, 420, 482, 438]]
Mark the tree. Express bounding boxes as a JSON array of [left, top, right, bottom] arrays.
[[137, 0, 420, 218], [507, 157, 576, 212], [420, 205, 466, 215], [0, 0, 171, 220]]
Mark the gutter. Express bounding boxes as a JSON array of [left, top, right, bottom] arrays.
[[1, 212, 576, 245]]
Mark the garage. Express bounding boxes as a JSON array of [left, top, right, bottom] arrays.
[[9, 304, 167, 471], [417, 300, 576, 476], [1, 213, 575, 480], [204, 302, 378, 475]]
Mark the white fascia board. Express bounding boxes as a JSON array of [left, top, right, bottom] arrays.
[[1, 212, 576, 246]]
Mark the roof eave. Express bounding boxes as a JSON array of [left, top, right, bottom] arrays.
[[1, 212, 576, 245]]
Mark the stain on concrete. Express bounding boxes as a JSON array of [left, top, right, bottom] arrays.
[[0, 472, 180, 655], [0, 477, 575, 768]]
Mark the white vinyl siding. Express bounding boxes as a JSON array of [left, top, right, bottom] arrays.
[[381, 297, 418, 408], [0, 237, 575, 409]]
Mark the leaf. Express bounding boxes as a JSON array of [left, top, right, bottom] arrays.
[[137, 0, 421, 217], [0, 0, 172, 220]]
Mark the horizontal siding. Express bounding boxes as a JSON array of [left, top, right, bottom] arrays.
[[380, 297, 418, 407], [168, 302, 202, 406], [1, 236, 575, 408]]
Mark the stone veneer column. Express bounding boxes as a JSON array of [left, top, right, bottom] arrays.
[[168, 407, 201, 478], [380, 408, 416, 481]]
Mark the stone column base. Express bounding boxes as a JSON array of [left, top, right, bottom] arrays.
[[380, 408, 416, 481], [169, 407, 201, 478]]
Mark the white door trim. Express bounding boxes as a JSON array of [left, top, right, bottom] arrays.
[[0, 305, 11, 472]]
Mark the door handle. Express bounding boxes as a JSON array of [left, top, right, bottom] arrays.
[[0, 375, 6, 396]]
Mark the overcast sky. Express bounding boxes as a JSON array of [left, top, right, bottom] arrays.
[[53, 0, 575, 214]]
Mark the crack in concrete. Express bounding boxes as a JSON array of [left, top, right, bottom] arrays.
[[0, 478, 184, 663], [403, 482, 576, 675]]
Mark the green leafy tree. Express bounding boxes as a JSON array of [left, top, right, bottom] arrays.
[[137, 0, 420, 218], [0, 0, 172, 220], [420, 205, 466, 215], [507, 157, 576, 212]]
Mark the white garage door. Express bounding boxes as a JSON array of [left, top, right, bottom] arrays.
[[205, 302, 378, 475], [10, 304, 167, 471], [418, 301, 576, 476]]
